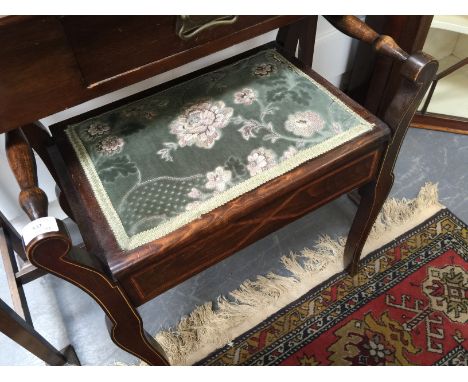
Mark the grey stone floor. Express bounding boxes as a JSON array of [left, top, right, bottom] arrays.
[[1, 128, 467, 365]]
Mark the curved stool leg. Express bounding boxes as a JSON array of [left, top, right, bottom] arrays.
[[26, 233, 169, 365], [336, 40, 439, 275], [344, 175, 393, 275], [6, 128, 169, 365]]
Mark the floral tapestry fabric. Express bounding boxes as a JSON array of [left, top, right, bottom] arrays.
[[65, 49, 374, 250]]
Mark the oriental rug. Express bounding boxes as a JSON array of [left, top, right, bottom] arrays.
[[197, 208, 468, 365]]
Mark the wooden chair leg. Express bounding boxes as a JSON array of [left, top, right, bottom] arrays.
[[323, 18, 439, 276], [0, 297, 69, 365], [344, 175, 393, 276], [5, 128, 169, 365]]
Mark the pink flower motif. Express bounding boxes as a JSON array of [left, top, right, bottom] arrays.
[[205, 167, 232, 192], [97, 136, 125, 155], [87, 122, 110, 137], [170, 101, 233, 149], [285, 111, 325, 137], [234, 88, 256, 105], [238, 120, 259, 140]]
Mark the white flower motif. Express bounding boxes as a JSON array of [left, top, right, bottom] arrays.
[[234, 88, 256, 105], [238, 120, 259, 140], [280, 146, 298, 161], [285, 111, 325, 137], [87, 122, 110, 137], [205, 167, 232, 192], [170, 101, 233, 149], [97, 136, 124, 155], [188, 187, 202, 199], [247, 147, 277, 177]]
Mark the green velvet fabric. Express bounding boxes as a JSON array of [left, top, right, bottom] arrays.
[[65, 49, 374, 250]]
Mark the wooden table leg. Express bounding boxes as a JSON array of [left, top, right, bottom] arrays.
[[0, 226, 32, 324]]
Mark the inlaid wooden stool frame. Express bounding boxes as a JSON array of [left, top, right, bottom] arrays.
[[4, 16, 438, 365]]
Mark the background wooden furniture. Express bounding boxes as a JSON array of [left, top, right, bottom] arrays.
[[356, 15, 467, 135], [1, 16, 437, 365], [0, 213, 79, 365]]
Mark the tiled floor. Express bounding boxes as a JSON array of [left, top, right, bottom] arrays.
[[1, 127, 467, 365]]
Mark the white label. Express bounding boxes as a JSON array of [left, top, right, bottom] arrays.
[[22, 217, 59, 246]]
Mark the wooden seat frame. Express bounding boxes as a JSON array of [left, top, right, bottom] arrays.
[[2, 16, 438, 365]]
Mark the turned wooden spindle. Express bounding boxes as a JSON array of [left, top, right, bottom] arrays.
[[5, 128, 48, 221], [324, 16, 409, 63]]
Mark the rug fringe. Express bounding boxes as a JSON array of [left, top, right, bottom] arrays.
[[153, 182, 443, 365]]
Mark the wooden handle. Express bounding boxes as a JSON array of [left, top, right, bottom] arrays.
[[324, 16, 409, 62], [5, 129, 48, 220]]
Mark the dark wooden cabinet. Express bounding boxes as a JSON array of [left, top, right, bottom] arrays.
[[0, 15, 303, 133], [61, 16, 290, 87]]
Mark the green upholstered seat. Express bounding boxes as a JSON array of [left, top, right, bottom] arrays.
[[65, 49, 374, 250]]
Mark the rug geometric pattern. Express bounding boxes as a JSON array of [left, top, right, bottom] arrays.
[[199, 209, 468, 365]]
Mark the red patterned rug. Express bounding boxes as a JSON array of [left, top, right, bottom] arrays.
[[198, 209, 468, 365]]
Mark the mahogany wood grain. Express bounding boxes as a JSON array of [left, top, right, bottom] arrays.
[[412, 113, 468, 135], [0, 16, 303, 133], [61, 16, 303, 88], [24, 227, 169, 365], [5, 129, 48, 221]]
